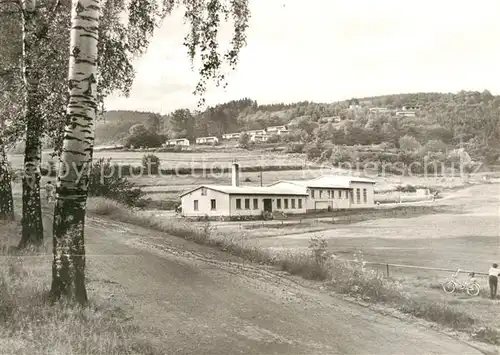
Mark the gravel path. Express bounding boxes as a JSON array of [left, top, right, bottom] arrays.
[[61, 213, 490, 355]]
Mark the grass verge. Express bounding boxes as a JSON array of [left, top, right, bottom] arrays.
[[0, 219, 161, 355], [87, 197, 500, 347]]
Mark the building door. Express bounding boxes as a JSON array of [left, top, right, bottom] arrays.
[[263, 199, 272, 212]]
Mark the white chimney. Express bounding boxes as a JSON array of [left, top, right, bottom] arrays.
[[232, 162, 240, 187]]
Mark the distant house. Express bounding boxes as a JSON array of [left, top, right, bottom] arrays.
[[163, 138, 190, 147], [266, 125, 287, 133], [269, 175, 376, 211], [402, 105, 420, 111], [195, 136, 219, 145], [395, 111, 416, 117], [250, 134, 269, 142], [246, 129, 266, 136], [222, 132, 241, 140]]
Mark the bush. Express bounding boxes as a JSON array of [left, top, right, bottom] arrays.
[[305, 143, 324, 160], [125, 124, 165, 148], [286, 142, 304, 153], [267, 134, 280, 144], [239, 132, 250, 149], [142, 154, 160, 174], [424, 139, 447, 153], [330, 146, 351, 164], [395, 184, 417, 193], [88, 158, 144, 206], [399, 134, 421, 151]]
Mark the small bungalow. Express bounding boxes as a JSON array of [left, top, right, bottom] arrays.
[[246, 129, 267, 136], [195, 136, 219, 145], [266, 125, 287, 133], [250, 134, 270, 142], [395, 111, 416, 117], [222, 132, 241, 140], [164, 138, 190, 146]]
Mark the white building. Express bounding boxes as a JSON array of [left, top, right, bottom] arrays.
[[180, 163, 308, 217], [266, 125, 287, 133], [246, 129, 266, 136], [269, 175, 376, 211], [250, 134, 270, 142], [395, 111, 416, 117], [163, 138, 190, 146], [222, 132, 241, 140], [402, 105, 420, 111], [195, 136, 219, 145]]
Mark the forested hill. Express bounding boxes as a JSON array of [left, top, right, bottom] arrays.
[[97, 90, 500, 161]]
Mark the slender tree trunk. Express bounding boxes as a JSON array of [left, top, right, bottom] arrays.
[[0, 140, 14, 220], [19, 0, 43, 247], [50, 0, 100, 305]]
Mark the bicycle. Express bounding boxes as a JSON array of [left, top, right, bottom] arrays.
[[442, 269, 480, 296]]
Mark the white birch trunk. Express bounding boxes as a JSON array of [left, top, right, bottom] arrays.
[[19, 0, 44, 247], [50, 0, 100, 304]]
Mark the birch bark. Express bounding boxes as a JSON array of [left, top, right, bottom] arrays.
[[50, 0, 100, 304]]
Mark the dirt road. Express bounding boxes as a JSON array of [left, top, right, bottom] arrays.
[[56, 213, 489, 355]]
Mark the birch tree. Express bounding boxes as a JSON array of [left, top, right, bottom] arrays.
[[18, 0, 45, 246], [0, 0, 141, 245], [0, 1, 22, 221], [50, 0, 250, 304]]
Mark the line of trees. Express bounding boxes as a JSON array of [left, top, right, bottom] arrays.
[[0, 0, 250, 305]]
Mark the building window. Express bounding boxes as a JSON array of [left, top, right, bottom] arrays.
[[245, 198, 250, 209], [327, 190, 331, 199], [363, 189, 367, 203], [236, 199, 241, 209], [319, 190, 323, 198], [310, 189, 315, 198], [291, 199, 296, 209], [277, 199, 282, 209], [201, 188, 207, 196], [298, 198, 302, 209], [210, 199, 216, 210], [193, 200, 198, 211], [253, 198, 258, 209], [356, 189, 361, 204], [284, 199, 289, 209], [345, 190, 349, 199], [349, 191, 353, 203], [338, 190, 342, 199]]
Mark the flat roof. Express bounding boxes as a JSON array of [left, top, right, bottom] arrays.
[[180, 184, 309, 197], [270, 175, 376, 189]]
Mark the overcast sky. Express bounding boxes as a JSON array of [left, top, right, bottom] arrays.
[[105, 0, 500, 114]]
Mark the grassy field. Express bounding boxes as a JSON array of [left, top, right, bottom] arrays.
[[8, 148, 494, 211], [0, 199, 157, 354], [85, 183, 500, 346], [7, 149, 308, 169], [216, 183, 500, 334]]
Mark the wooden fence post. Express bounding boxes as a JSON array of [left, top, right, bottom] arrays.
[[386, 263, 390, 278]]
